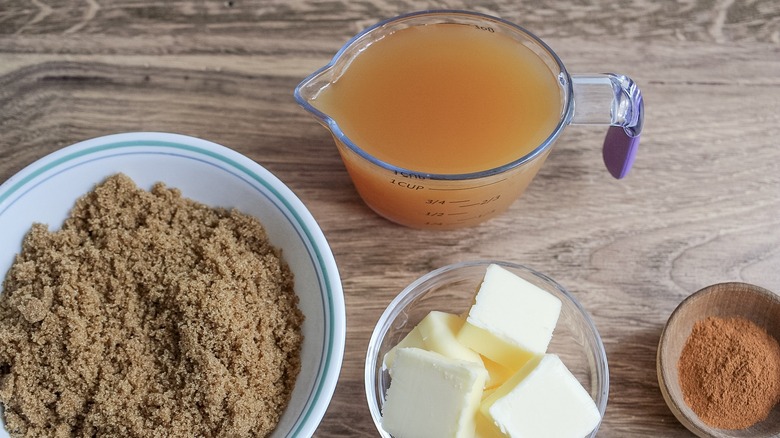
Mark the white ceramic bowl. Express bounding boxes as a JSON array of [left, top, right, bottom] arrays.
[[0, 132, 346, 437], [365, 260, 609, 437]]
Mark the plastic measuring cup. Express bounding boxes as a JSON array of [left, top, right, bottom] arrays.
[[295, 10, 644, 229]]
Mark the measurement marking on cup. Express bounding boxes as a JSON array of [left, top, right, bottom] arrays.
[[458, 195, 501, 208], [427, 178, 508, 191], [389, 179, 424, 190], [426, 199, 483, 205], [455, 209, 498, 222]]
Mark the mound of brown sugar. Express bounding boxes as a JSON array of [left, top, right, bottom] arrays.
[[0, 174, 303, 437]]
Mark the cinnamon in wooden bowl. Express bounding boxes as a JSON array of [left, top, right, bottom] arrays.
[[657, 282, 780, 438]]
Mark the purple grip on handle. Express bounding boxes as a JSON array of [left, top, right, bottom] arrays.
[[603, 126, 640, 179], [603, 93, 642, 179]]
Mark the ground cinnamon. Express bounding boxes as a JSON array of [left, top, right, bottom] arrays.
[[677, 315, 780, 429]]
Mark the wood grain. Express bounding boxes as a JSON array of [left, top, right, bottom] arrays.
[[1, 0, 780, 436]]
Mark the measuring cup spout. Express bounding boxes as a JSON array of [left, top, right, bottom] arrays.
[[570, 73, 644, 179]]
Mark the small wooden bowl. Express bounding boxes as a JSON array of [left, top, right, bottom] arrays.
[[657, 282, 780, 438]]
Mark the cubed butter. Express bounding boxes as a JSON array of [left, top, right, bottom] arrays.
[[482, 355, 514, 390], [382, 347, 488, 438], [418, 311, 483, 365], [474, 411, 505, 438], [383, 325, 425, 370], [481, 354, 601, 438], [457, 264, 561, 370], [384, 311, 483, 371]]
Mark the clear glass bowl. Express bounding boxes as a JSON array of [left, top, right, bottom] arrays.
[[364, 260, 609, 437]]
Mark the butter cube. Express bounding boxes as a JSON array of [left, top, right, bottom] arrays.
[[418, 311, 483, 365], [383, 326, 425, 370], [382, 347, 488, 438], [482, 355, 514, 390], [384, 311, 483, 371], [475, 411, 506, 438], [481, 354, 601, 438], [457, 264, 561, 370]]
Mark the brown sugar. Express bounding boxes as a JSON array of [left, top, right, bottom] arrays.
[[677, 315, 780, 429], [0, 174, 304, 437]]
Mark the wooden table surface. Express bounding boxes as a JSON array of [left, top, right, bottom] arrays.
[[2, 0, 779, 436]]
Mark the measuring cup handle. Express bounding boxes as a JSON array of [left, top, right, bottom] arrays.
[[570, 74, 644, 179]]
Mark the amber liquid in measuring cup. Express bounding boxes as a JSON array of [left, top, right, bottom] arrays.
[[298, 11, 644, 229], [311, 23, 563, 228]]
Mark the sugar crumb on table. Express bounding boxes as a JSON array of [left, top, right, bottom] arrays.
[[0, 173, 303, 438]]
